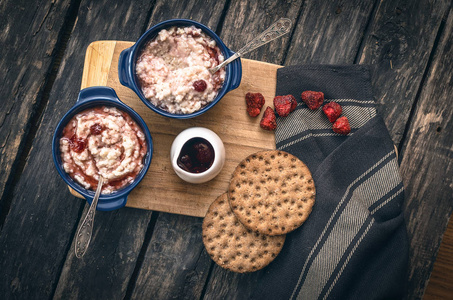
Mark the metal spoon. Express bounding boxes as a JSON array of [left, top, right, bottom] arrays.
[[209, 18, 292, 74], [75, 176, 104, 258]]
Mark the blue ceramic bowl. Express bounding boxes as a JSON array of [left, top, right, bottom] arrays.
[[118, 19, 242, 119], [52, 86, 153, 211]]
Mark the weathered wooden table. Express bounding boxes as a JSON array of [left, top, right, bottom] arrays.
[[1, 1, 452, 299]]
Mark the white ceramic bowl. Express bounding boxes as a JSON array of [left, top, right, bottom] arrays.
[[170, 127, 225, 184]]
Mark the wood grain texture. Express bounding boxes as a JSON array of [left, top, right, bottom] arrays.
[[80, 40, 116, 87], [219, 0, 303, 64], [399, 7, 453, 300], [424, 212, 453, 300], [0, 0, 73, 205], [53, 207, 152, 299], [70, 41, 279, 217], [0, 1, 155, 299], [131, 214, 212, 299], [145, 0, 227, 30], [358, 0, 450, 146], [284, 0, 375, 64], [203, 267, 262, 300]]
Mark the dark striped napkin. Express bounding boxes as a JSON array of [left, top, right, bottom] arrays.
[[252, 65, 409, 300]]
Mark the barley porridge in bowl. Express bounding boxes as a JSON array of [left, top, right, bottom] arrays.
[[59, 106, 147, 194], [136, 26, 226, 114]]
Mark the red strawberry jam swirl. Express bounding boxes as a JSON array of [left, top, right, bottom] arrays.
[[59, 106, 147, 194]]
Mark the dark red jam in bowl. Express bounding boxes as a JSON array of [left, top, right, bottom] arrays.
[[177, 138, 215, 173]]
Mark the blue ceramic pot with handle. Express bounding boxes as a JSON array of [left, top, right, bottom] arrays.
[[52, 86, 153, 211], [118, 19, 242, 119]]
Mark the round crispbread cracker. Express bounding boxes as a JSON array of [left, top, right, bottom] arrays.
[[228, 150, 315, 236], [202, 193, 285, 273]]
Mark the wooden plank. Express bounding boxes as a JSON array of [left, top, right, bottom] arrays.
[[80, 40, 117, 87], [144, 0, 226, 30], [0, 1, 155, 299], [53, 207, 153, 299], [202, 1, 377, 299], [424, 212, 453, 299], [398, 7, 453, 300], [203, 270, 262, 300], [131, 213, 213, 299], [0, 0, 73, 206], [357, 0, 450, 147], [284, 0, 375, 64]]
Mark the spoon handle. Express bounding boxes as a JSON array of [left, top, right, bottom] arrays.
[[75, 176, 104, 258], [211, 18, 292, 73]]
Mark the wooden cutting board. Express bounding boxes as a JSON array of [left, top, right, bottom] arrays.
[[70, 41, 281, 217]]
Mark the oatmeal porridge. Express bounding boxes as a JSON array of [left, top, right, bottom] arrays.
[[60, 106, 147, 194], [136, 26, 226, 114]]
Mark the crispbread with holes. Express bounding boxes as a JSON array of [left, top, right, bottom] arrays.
[[202, 193, 285, 273], [228, 150, 315, 235]]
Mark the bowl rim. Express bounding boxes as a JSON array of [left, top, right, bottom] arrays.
[[52, 88, 153, 209], [122, 18, 242, 119]]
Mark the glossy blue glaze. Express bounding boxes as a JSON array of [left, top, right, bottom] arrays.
[[118, 19, 242, 119], [52, 86, 153, 211]]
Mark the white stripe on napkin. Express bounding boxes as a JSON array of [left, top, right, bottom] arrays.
[[296, 155, 401, 299], [289, 150, 395, 300]]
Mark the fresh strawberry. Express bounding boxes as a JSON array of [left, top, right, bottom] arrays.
[[301, 91, 324, 110], [260, 106, 277, 131], [332, 116, 351, 135], [323, 102, 342, 123], [245, 92, 265, 117], [273, 95, 297, 117]]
